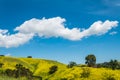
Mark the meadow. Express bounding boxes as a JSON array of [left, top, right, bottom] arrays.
[[0, 56, 120, 80]]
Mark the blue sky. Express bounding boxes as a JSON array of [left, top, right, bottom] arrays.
[[0, 0, 120, 64]]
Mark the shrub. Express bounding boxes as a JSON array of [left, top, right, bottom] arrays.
[[0, 69, 4, 75], [5, 69, 15, 77], [67, 61, 77, 68], [0, 55, 4, 57], [4, 64, 33, 79], [60, 78, 68, 80], [102, 73, 116, 80], [49, 65, 58, 74], [80, 68, 91, 78], [15, 64, 33, 78], [27, 56, 32, 58], [0, 63, 4, 68]]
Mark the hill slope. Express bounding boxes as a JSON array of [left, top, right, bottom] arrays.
[[0, 56, 120, 80], [0, 56, 66, 79]]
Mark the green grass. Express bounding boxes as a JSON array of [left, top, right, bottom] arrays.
[[0, 75, 27, 80]]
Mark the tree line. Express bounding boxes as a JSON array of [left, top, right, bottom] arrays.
[[67, 54, 120, 70]]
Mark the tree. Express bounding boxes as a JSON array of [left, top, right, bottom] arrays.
[[0, 55, 4, 57], [85, 54, 96, 67], [109, 59, 119, 70], [27, 56, 32, 58], [96, 59, 120, 69], [67, 61, 77, 68]]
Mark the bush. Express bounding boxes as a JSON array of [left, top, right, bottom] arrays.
[[4, 64, 33, 79], [27, 56, 32, 58], [67, 61, 77, 68], [0, 55, 4, 57], [49, 65, 58, 74], [0, 69, 4, 75], [0, 63, 4, 68], [15, 64, 33, 78], [5, 69, 15, 77], [80, 68, 91, 78], [60, 78, 68, 80], [102, 73, 116, 80]]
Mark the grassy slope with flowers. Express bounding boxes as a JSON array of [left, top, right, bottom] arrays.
[[0, 56, 120, 80]]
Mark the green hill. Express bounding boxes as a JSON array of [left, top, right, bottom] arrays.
[[0, 56, 120, 80]]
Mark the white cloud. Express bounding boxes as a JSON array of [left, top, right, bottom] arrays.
[[81, 20, 118, 36], [109, 31, 117, 35], [0, 17, 119, 48], [0, 29, 8, 34], [15, 17, 118, 40], [0, 31, 34, 48]]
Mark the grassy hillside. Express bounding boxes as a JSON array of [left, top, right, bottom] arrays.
[[0, 56, 120, 80], [0, 56, 66, 79]]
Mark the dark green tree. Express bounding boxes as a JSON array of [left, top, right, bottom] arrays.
[[27, 56, 32, 58], [109, 59, 119, 70], [85, 54, 96, 67], [0, 55, 4, 57], [67, 61, 77, 68]]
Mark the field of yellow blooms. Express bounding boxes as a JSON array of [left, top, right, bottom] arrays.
[[0, 56, 120, 80], [54, 67, 120, 80]]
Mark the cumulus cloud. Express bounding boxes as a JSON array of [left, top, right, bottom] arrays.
[[0, 17, 119, 48], [81, 20, 118, 36], [0, 30, 34, 48], [15, 17, 118, 40], [15, 17, 83, 40]]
